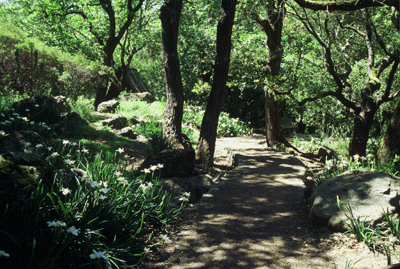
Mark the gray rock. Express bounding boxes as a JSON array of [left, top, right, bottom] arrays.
[[102, 115, 128, 130], [48, 121, 67, 136], [0, 155, 39, 185], [12, 94, 62, 124], [63, 111, 89, 127], [129, 117, 139, 125], [97, 100, 119, 113], [317, 146, 334, 163], [119, 92, 155, 103], [161, 174, 215, 204], [53, 168, 90, 192], [1, 152, 43, 166], [140, 149, 195, 178], [310, 169, 400, 232], [117, 127, 137, 139], [54, 95, 72, 114], [0, 130, 45, 154]]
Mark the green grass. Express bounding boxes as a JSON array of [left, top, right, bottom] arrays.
[[1, 143, 183, 268], [117, 98, 165, 121], [0, 132, 186, 268], [69, 96, 102, 123], [0, 94, 255, 268], [0, 96, 181, 268]]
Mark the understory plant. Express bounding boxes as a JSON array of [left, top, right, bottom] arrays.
[[337, 197, 400, 265], [337, 197, 381, 251], [313, 152, 400, 188], [0, 140, 188, 268]]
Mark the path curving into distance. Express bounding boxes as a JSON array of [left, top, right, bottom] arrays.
[[143, 135, 388, 269]]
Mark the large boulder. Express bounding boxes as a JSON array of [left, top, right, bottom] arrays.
[[119, 92, 155, 103], [62, 111, 89, 127], [317, 146, 334, 164], [0, 155, 39, 211], [161, 174, 215, 204], [140, 149, 195, 178], [310, 170, 400, 232], [12, 95, 64, 124], [102, 115, 128, 130], [53, 168, 90, 192], [54, 95, 72, 114], [97, 100, 119, 113], [0, 155, 39, 185], [1, 152, 43, 166], [117, 127, 137, 139], [0, 130, 45, 155]]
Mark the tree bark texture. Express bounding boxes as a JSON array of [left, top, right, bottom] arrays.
[[256, 1, 285, 146], [349, 97, 378, 157], [265, 87, 282, 147], [196, 0, 237, 167], [93, 0, 145, 108], [293, 0, 399, 11], [378, 97, 400, 162], [160, 0, 185, 148], [294, 6, 400, 157]]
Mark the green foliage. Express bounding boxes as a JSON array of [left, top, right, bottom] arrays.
[[330, 259, 354, 269], [0, 23, 107, 99], [148, 131, 172, 154], [134, 121, 171, 153], [117, 98, 165, 121], [337, 198, 381, 251], [217, 111, 253, 137], [383, 208, 400, 239], [69, 96, 102, 123], [0, 105, 54, 137], [179, 0, 218, 98], [1, 142, 184, 268], [313, 153, 400, 188], [0, 100, 189, 268]]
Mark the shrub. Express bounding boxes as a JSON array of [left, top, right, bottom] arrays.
[[0, 23, 108, 99]]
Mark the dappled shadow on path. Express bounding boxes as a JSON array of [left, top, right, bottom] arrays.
[[143, 137, 381, 269]]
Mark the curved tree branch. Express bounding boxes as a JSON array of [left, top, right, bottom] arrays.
[[377, 58, 400, 105], [293, 0, 399, 11]]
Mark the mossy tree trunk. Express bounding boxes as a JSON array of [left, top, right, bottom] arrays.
[[293, 6, 400, 157], [93, 0, 145, 109], [349, 98, 378, 157], [160, 0, 186, 148]]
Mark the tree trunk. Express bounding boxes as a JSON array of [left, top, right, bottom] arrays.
[[265, 87, 282, 147], [93, 0, 145, 109], [256, 1, 285, 146], [93, 68, 122, 109], [349, 99, 377, 157], [196, 0, 237, 168], [378, 97, 400, 163], [160, 0, 185, 148]]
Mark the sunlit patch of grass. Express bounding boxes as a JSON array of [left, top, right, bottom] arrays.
[[117, 99, 165, 121], [320, 137, 349, 157], [69, 96, 102, 123]]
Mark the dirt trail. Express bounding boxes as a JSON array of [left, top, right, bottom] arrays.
[[143, 135, 388, 269]]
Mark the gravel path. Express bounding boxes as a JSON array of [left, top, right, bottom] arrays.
[[143, 135, 388, 269]]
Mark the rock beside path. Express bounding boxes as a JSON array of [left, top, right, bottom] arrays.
[[311, 169, 400, 232]]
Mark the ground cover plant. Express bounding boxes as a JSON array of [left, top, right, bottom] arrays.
[[0, 97, 176, 268], [0, 94, 253, 268], [0, 108, 189, 268]]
